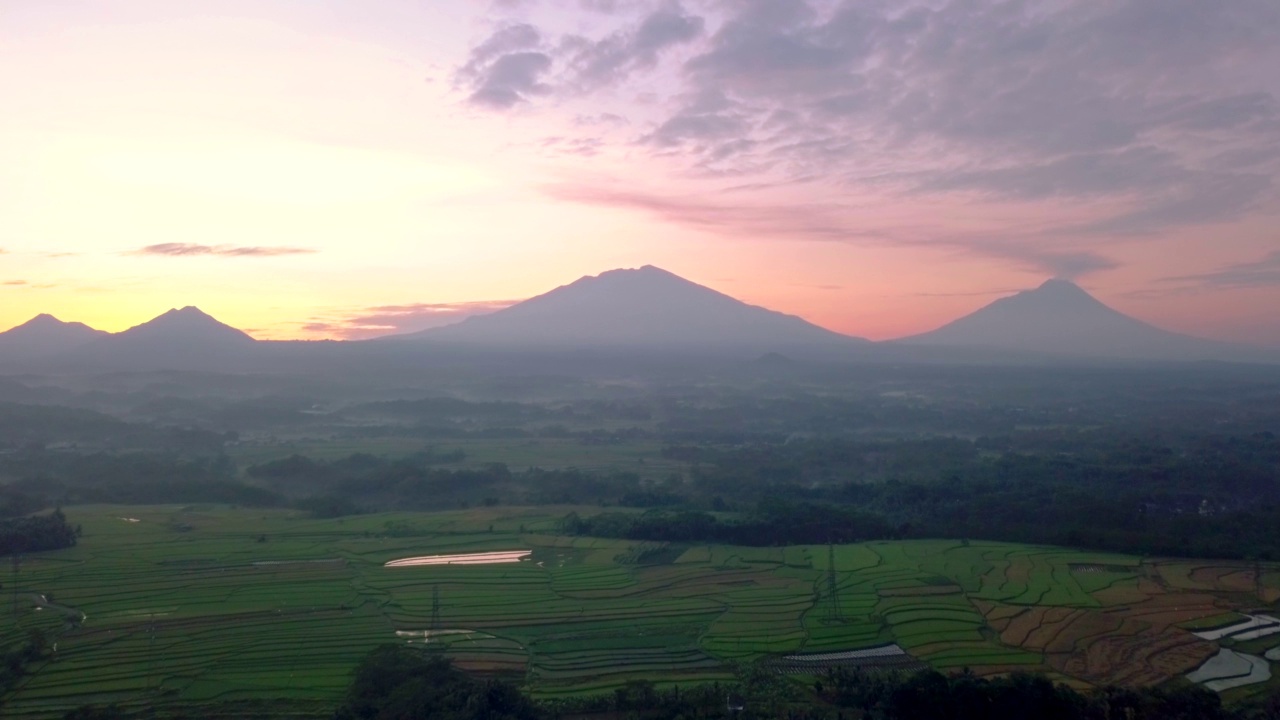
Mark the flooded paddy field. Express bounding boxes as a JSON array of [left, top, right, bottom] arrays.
[[1, 504, 1277, 718]]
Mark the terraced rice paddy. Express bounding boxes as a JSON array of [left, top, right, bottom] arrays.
[[1187, 649, 1272, 692], [0, 505, 1277, 718], [770, 644, 929, 674], [1192, 615, 1280, 642]]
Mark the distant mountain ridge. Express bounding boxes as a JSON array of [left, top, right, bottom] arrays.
[[61, 306, 258, 370], [0, 314, 108, 358], [410, 265, 868, 355], [898, 279, 1273, 363], [105, 306, 256, 346], [0, 271, 1274, 370]]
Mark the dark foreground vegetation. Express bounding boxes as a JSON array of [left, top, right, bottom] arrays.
[[329, 648, 1280, 720], [265, 647, 1280, 719], [68, 646, 1256, 720]]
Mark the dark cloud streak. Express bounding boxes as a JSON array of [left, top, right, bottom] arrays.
[[1163, 251, 1280, 290], [304, 300, 523, 340], [132, 243, 316, 257]]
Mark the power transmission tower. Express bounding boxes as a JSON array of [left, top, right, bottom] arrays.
[[826, 544, 841, 624], [148, 612, 156, 698], [11, 554, 19, 623], [430, 585, 441, 632]]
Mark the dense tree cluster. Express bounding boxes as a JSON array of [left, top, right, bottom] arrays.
[[824, 669, 1241, 720], [328, 647, 1279, 720], [0, 449, 278, 509], [334, 645, 540, 720], [0, 509, 76, 555]]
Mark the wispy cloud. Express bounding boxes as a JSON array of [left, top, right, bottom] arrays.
[[913, 288, 1024, 298], [470, 0, 1280, 277], [545, 181, 1118, 279], [131, 243, 317, 257], [1162, 250, 1280, 290], [300, 300, 523, 340]]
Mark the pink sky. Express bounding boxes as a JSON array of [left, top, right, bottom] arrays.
[[2, 1, 1278, 345]]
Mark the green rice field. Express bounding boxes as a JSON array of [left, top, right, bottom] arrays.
[[0, 505, 1273, 717]]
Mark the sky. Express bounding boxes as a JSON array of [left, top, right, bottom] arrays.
[[2, 0, 1278, 344]]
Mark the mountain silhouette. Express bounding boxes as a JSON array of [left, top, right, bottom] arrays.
[[412, 266, 866, 355], [0, 314, 107, 359], [110, 306, 255, 346], [899, 279, 1272, 362], [68, 307, 258, 370]]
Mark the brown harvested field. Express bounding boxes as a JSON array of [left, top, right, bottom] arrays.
[[1092, 578, 1158, 606], [978, 565, 1241, 686], [1042, 611, 1126, 656], [1059, 624, 1216, 686], [974, 601, 1026, 624], [1000, 608, 1066, 648], [1190, 567, 1257, 593], [1153, 561, 1267, 594], [1004, 555, 1033, 590]]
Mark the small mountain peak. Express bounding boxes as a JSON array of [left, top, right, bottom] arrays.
[[597, 265, 675, 279], [17, 313, 69, 329], [1035, 278, 1088, 292], [118, 306, 255, 343], [11, 313, 94, 331], [144, 307, 229, 328], [1015, 278, 1103, 306], [165, 306, 211, 317]]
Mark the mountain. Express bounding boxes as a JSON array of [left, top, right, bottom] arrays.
[[0, 314, 108, 361], [110, 306, 255, 346], [898, 279, 1274, 363], [410, 266, 866, 355], [68, 307, 259, 370]]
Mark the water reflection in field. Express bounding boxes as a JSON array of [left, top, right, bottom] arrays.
[[385, 550, 531, 567]]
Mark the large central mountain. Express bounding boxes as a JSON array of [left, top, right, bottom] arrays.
[[898, 279, 1271, 362], [412, 266, 866, 355]]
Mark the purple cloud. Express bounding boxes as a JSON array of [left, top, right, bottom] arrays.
[[305, 300, 523, 340], [468, 0, 1280, 279], [132, 243, 316, 257], [1162, 250, 1280, 290]]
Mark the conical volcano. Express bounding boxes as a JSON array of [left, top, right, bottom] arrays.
[[413, 265, 865, 355], [900, 279, 1269, 362]]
